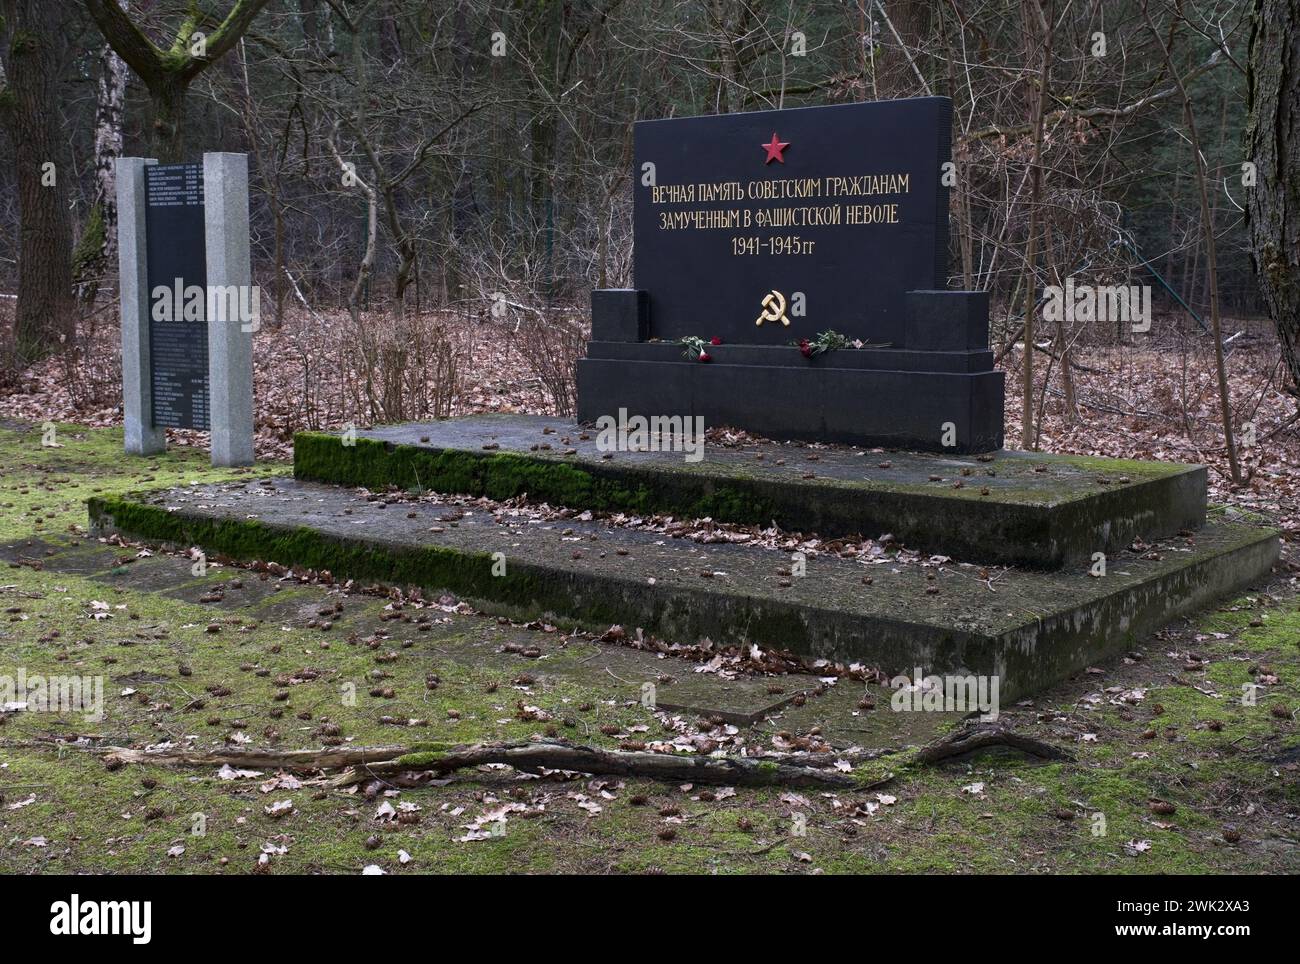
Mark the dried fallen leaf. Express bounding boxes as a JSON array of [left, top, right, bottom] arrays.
[[264, 799, 294, 818]]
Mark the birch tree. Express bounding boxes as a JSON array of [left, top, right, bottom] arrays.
[[75, 11, 129, 302]]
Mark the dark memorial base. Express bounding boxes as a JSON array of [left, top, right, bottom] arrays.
[[578, 287, 1004, 453]]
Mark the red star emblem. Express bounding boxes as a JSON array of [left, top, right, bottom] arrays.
[[761, 132, 790, 164]]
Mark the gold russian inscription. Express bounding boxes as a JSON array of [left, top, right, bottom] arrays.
[[649, 173, 912, 255]]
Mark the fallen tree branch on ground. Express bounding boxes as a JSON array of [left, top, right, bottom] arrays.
[[910, 726, 1075, 766], [102, 744, 409, 770], [92, 727, 1070, 789], [100, 740, 869, 789]]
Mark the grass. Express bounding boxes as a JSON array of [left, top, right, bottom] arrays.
[[0, 422, 1297, 874], [0, 421, 266, 544]]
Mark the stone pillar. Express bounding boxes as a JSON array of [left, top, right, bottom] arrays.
[[116, 156, 166, 455], [203, 152, 255, 467]]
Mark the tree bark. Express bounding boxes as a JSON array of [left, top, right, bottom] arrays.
[[0, 0, 76, 362], [327, 128, 378, 331], [94, 25, 127, 254], [146, 75, 190, 164], [74, 16, 129, 303], [1246, 0, 1300, 397], [92, 727, 1073, 787]]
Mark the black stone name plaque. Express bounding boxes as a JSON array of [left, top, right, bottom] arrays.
[[633, 96, 951, 345], [144, 163, 209, 431]]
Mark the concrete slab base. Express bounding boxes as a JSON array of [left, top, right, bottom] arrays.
[[88, 478, 1279, 701], [294, 415, 1207, 570]]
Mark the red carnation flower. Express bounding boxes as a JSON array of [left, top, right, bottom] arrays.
[[710, 337, 723, 346], [799, 339, 812, 358], [699, 351, 713, 363]]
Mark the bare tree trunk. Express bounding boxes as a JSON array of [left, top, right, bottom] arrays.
[[0, 0, 76, 362], [328, 129, 378, 330], [1246, 0, 1300, 398], [1145, 4, 1242, 485], [1200, 92, 1229, 312], [709, 0, 742, 113], [1187, 218, 1202, 313], [74, 15, 128, 303], [1164, 173, 1181, 282], [1045, 225, 1078, 424], [944, 41, 975, 289], [237, 38, 285, 327], [874, 0, 932, 96], [94, 25, 126, 259], [1020, 0, 1051, 450]]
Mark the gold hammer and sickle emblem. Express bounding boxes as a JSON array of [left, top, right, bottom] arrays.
[[756, 289, 790, 326]]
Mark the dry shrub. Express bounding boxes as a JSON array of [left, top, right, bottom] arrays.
[[344, 310, 461, 424], [58, 307, 121, 409], [510, 313, 588, 417], [0, 301, 118, 405], [277, 314, 341, 433], [0, 301, 17, 393]]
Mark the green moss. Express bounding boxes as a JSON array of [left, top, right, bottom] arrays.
[[89, 492, 670, 639], [0, 516, 668, 873], [0, 550, 1294, 875], [90, 493, 508, 597], [396, 751, 447, 767], [8, 30, 39, 57], [1043, 453, 1195, 477], [160, 13, 203, 68], [294, 431, 778, 529], [72, 203, 106, 279]]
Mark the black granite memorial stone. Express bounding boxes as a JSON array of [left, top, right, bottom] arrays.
[[576, 96, 1005, 453], [634, 98, 950, 345], [144, 163, 209, 431]]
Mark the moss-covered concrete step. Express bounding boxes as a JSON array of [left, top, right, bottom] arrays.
[[87, 478, 1278, 701], [293, 415, 1206, 570]]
